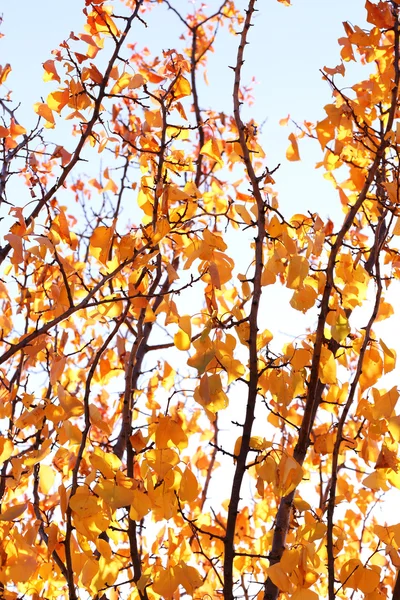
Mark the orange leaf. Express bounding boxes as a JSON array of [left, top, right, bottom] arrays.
[[33, 102, 55, 128], [0, 63, 11, 85], [286, 133, 300, 161]]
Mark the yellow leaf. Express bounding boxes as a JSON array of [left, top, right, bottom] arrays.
[[388, 416, 400, 442], [195, 373, 229, 413], [172, 75, 191, 99], [146, 448, 179, 478], [130, 489, 152, 521], [47, 88, 69, 113], [130, 430, 148, 453], [152, 566, 179, 597], [314, 432, 335, 455], [69, 491, 101, 518], [39, 464, 56, 494], [188, 337, 215, 374], [174, 329, 191, 351], [286, 256, 308, 289], [93, 480, 135, 511], [291, 589, 319, 600], [359, 346, 383, 391], [176, 562, 203, 595], [362, 470, 390, 491], [340, 559, 363, 589], [89, 225, 114, 264], [319, 346, 337, 384], [200, 138, 224, 168], [358, 568, 380, 594], [0, 438, 13, 464], [256, 455, 277, 484], [286, 132, 300, 161], [0, 503, 27, 521], [331, 313, 350, 343], [380, 339, 396, 373], [373, 386, 398, 419], [110, 72, 132, 94], [376, 301, 393, 321], [392, 216, 400, 235], [50, 354, 66, 385], [280, 548, 301, 573], [266, 563, 292, 593], [235, 204, 253, 225], [278, 454, 303, 496], [155, 416, 187, 450], [289, 285, 317, 312], [179, 466, 199, 502], [293, 497, 311, 512]]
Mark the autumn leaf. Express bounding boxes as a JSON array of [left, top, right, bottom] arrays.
[[286, 132, 300, 161], [33, 102, 55, 128], [0, 503, 27, 521], [43, 60, 60, 83], [179, 466, 199, 502], [0, 63, 11, 85], [266, 563, 292, 593], [200, 138, 224, 168]]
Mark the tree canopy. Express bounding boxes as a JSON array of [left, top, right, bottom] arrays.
[[0, 1, 400, 599]]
